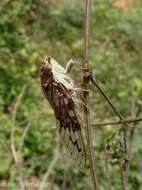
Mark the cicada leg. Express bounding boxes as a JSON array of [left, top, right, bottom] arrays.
[[65, 59, 82, 74]]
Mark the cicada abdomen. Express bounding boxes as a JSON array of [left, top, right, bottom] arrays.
[[40, 56, 86, 167]]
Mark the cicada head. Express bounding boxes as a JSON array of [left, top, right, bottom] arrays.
[[41, 56, 52, 71], [40, 56, 53, 80], [40, 56, 53, 84]]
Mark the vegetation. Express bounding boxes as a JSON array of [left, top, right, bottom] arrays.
[[0, 0, 142, 189]]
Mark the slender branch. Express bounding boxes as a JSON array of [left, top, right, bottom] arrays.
[[90, 75, 128, 155], [124, 97, 141, 190], [83, 1, 99, 190], [91, 117, 142, 127], [89, 75, 132, 189], [90, 76, 124, 120], [11, 85, 27, 143], [10, 85, 26, 190], [104, 150, 112, 190], [20, 114, 142, 129], [39, 137, 59, 190], [90, 80, 142, 190], [17, 120, 32, 154]]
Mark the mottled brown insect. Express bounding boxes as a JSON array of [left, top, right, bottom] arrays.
[[40, 56, 86, 167]]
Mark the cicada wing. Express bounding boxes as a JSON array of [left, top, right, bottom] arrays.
[[56, 119, 87, 168], [55, 84, 87, 168]]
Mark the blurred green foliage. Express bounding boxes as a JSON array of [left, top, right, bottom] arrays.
[[0, 0, 142, 189]]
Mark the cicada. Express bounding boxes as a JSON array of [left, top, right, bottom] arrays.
[[40, 56, 86, 167]]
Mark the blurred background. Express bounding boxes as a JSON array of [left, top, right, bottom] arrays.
[[0, 0, 142, 189]]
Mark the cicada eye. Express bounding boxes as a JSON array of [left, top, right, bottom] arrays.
[[47, 57, 51, 64], [44, 56, 51, 64]]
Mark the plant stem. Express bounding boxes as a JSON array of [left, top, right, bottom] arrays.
[[91, 116, 142, 127], [90, 76, 128, 156], [83, 0, 99, 189]]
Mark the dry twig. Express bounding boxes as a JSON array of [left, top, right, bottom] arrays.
[[39, 137, 59, 190], [83, 0, 99, 189], [123, 96, 141, 190], [90, 76, 128, 160], [10, 85, 26, 190], [17, 120, 32, 154], [91, 117, 142, 127]]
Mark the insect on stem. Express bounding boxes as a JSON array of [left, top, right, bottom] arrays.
[[40, 57, 87, 168]]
